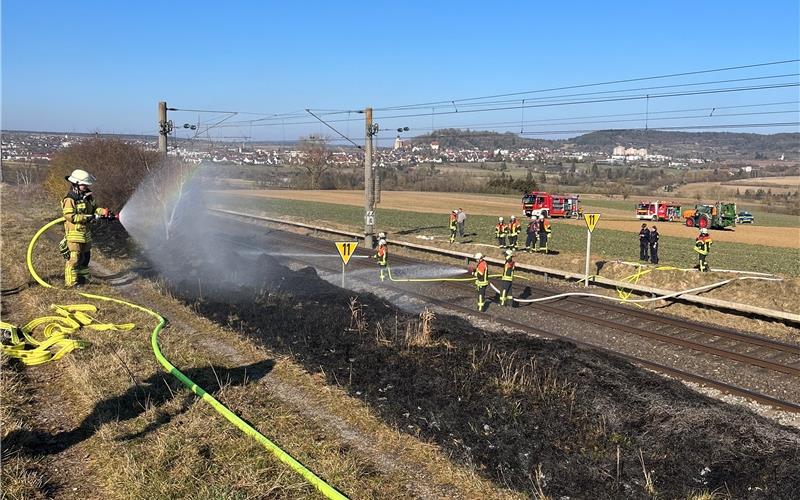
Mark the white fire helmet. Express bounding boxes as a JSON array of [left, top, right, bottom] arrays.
[[700, 228, 709, 235], [66, 168, 96, 186], [505, 249, 514, 258], [510, 215, 516, 220], [378, 232, 386, 239], [474, 252, 484, 260], [498, 217, 504, 222]]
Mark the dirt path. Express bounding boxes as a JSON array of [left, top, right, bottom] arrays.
[[218, 189, 800, 248]]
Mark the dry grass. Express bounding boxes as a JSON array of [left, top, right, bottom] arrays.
[[1, 185, 520, 499], [404, 308, 435, 347]]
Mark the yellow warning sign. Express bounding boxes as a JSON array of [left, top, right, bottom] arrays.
[[583, 213, 601, 233], [335, 241, 359, 265]]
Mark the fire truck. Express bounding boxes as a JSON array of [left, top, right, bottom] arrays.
[[635, 201, 682, 222], [522, 192, 581, 218]]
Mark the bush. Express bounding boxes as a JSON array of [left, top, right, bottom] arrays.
[[44, 138, 161, 210]]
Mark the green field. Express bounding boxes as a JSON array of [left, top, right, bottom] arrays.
[[211, 194, 800, 277]]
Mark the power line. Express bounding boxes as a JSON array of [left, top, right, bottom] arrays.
[[305, 109, 362, 149], [210, 82, 799, 129], [371, 59, 800, 111]]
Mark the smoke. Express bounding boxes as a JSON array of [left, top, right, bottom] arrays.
[[120, 162, 278, 298]]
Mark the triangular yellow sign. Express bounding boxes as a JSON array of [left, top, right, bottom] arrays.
[[335, 241, 359, 265], [583, 213, 601, 233]]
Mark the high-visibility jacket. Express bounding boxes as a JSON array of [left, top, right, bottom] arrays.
[[541, 219, 552, 235], [449, 213, 457, 230], [694, 236, 712, 255], [61, 190, 104, 243], [501, 259, 515, 281], [375, 244, 388, 266], [494, 223, 508, 238], [508, 220, 520, 236], [474, 260, 489, 286]]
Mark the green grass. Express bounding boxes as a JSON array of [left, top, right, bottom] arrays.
[[211, 194, 800, 277]]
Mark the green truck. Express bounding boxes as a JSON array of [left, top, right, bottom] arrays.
[[682, 202, 737, 230]]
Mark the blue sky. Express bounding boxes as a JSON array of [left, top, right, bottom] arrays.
[[2, 1, 798, 143]]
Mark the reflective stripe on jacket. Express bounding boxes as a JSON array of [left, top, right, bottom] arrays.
[[62, 192, 100, 243], [494, 223, 507, 237], [449, 214, 457, 230], [694, 237, 712, 255], [508, 220, 520, 236], [376, 245, 388, 265], [502, 260, 514, 281], [474, 260, 489, 286]]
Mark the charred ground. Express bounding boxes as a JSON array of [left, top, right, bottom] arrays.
[[161, 236, 800, 499]]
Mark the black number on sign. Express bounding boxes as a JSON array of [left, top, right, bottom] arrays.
[[589, 215, 596, 225], [343, 244, 351, 256]]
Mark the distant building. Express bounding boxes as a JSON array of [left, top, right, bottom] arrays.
[[613, 146, 626, 156], [430, 141, 440, 151]]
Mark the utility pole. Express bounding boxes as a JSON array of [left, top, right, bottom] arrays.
[[158, 101, 171, 157], [364, 107, 375, 248]]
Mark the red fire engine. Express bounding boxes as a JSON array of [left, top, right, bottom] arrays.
[[635, 201, 682, 222], [522, 192, 581, 218]]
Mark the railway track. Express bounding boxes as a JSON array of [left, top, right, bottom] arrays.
[[214, 213, 800, 413]]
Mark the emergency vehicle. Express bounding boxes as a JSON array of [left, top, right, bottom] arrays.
[[522, 192, 581, 218], [635, 201, 682, 222]]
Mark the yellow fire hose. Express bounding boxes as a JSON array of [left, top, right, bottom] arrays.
[[10, 217, 348, 500]]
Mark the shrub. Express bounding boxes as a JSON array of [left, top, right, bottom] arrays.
[[44, 138, 161, 210]]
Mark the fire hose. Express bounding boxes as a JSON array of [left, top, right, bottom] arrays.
[[7, 217, 348, 500]]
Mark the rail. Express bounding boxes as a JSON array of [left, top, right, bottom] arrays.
[[209, 208, 800, 325]]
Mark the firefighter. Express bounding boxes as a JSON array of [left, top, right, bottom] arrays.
[[499, 249, 515, 306], [538, 216, 552, 253], [638, 223, 651, 261], [507, 215, 520, 249], [61, 168, 112, 287], [525, 215, 539, 251], [374, 236, 388, 281], [649, 225, 660, 264], [448, 210, 458, 244], [473, 252, 489, 312], [494, 217, 508, 248], [694, 228, 712, 272]]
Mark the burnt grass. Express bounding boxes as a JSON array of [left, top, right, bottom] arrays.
[[166, 252, 800, 499]]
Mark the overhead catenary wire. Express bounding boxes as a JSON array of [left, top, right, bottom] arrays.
[[207, 81, 800, 131], [186, 72, 800, 129]]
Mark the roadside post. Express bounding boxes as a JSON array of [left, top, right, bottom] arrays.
[[583, 213, 600, 287], [335, 241, 359, 287]]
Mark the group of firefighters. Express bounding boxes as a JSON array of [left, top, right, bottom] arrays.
[[55, 169, 715, 307]]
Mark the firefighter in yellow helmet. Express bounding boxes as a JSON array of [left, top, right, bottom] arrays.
[[60, 169, 113, 287]]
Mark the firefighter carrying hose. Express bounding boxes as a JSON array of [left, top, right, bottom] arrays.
[[374, 233, 388, 281], [499, 249, 515, 307], [495, 217, 508, 248], [448, 210, 458, 244], [507, 215, 520, 249], [694, 228, 712, 272], [473, 252, 489, 311], [60, 168, 113, 287]]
